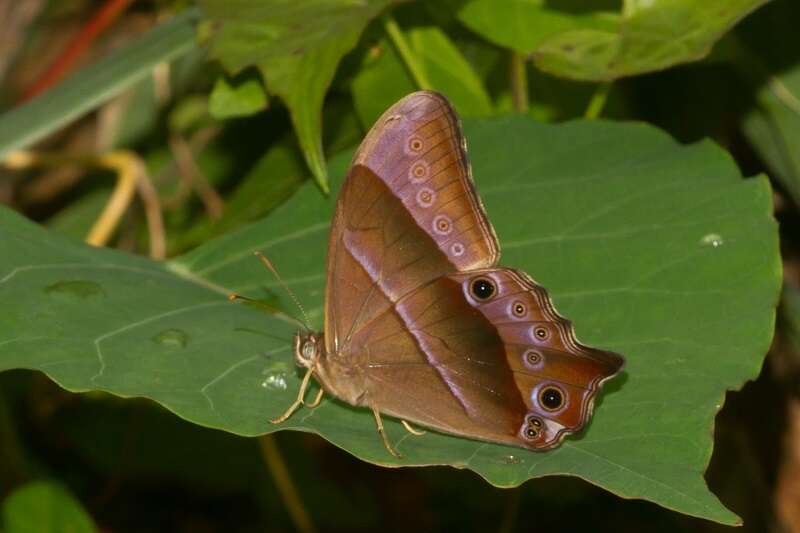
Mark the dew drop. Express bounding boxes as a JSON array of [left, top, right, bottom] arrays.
[[261, 362, 290, 391], [700, 233, 724, 248], [43, 280, 105, 299], [500, 454, 522, 465], [151, 328, 189, 348], [261, 374, 288, 391]]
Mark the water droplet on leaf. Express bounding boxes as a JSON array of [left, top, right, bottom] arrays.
[[261, 361, 290, 391], [43, 280, 105, 299], [152, 329, 189, 348], [700, 233, 723, 247]]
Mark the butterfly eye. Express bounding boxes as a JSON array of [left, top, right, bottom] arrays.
[[511, 301, 526, 318], [539, 386, 565, 411], [470, 277, 496, 300], [301, 340, 316, 360], [532, 325, 550, 341]]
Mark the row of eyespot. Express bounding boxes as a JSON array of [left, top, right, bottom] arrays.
[[466, 276, 568, 425], [523, 384, 566, 440], [404, 134, 567, 434], [468, 277, 552, 338], [405, 136, 470, 258]]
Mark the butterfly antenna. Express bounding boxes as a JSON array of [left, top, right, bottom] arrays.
[[227, 293, 308, 330], [253, 251, 313, 332]]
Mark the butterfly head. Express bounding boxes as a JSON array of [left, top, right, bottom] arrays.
[[293, 331, 323, 369]]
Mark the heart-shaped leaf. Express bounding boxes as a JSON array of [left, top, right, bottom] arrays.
[[0, 117, 779, 524]]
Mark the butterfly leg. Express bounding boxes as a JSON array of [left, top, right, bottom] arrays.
[[303, 387, 324, 408], [400, 420, 426, 436], [371, 405, 401, 458], [270, 367, 314, 424]]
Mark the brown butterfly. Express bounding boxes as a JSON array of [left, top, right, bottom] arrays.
[[271, 91, 624, 456]]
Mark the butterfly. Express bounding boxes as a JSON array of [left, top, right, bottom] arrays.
[[271, 91, 624, 456]]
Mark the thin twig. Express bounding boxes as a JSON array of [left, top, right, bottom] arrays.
[[258, 435, 317, 533], [168, 134, 224, 219], [584, 82, 612, 120], [383, 15, 432, 90], [160, 126, 221, 210], [497, 489, 521, 533], [87, 152, 138, 247], [3, 149, 166, 259], [21, 0, 135, 101], [128, 156, 166, 259], [768, 76, 800, 116], [509, 51, 529, 113]]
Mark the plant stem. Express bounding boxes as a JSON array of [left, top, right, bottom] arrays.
[[509, 51, 529, 113], [258, 434, 317, 533], [382, 15, 432, 90], [584, 82, 612, 119], [21, 0, 135, 101]]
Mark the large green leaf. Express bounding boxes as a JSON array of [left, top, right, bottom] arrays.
[[0, 117, 779, 524], [457, 0, 769, 81], [1, 481, 97, 533], [457, 0, 618, 54], [0, 10, 198, 158], [199, 0, 402, 192]]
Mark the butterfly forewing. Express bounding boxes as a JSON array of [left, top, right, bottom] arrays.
[[352, 91, 499, 271]]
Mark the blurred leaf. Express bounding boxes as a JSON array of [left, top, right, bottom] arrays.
[[46, 189, 110, 240], [780, 284, 800, 355], [352, 28, 491, 128], [0, 9, 198, 158], [106, 78, 160, 149], [408, 27, 493, 116], [208, 75, 268, 119], [457, 0, 618, 53], [352, 40, 417, 128], [168, 95, 213, 134], [733, 0, 800, 206], [199, 0, 403, 193], [0, 117, 779, 524], [170, 99, 361, 253], [1, 481, 97, 533], [172, 139, 306, 251], [741, 64, 800, 204], [457, 0, 769, 81]]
